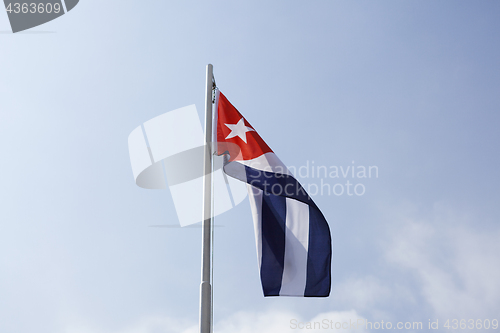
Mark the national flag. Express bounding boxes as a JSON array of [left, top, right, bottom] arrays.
[[215, 90, 332, 297]]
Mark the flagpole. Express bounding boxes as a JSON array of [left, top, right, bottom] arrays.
[[200, 64, 214, 333]]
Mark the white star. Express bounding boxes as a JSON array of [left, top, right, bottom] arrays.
[[224, 118, 255, 143]]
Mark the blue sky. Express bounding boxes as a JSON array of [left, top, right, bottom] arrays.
[[1, 1, 499, 332]]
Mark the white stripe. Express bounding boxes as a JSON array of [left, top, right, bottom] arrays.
[[279, 198, 310, 296], [247, 184, 263, 269], [238, 152, 291, 175], [222, 153, 291, 185]]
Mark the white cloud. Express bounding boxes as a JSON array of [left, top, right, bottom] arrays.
[[64, 310, 366, 333], [383, 203, 500, 319], [215, 309, 366, 333], [332, 275, 415, 320], [64, 202, 500, 333]]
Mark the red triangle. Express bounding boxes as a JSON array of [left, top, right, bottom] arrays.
[[216, 92, 273, 161]]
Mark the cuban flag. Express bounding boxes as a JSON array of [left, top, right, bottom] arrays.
[[215, 90, 332, 297]]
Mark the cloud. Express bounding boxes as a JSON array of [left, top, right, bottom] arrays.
[[332, 275, 415, 320], [383, 203, 500, 319], [65, 310, 366, 333], [64, 202, 500, 333], [215, 309, 366, 333], [328, 202, 500, 323]]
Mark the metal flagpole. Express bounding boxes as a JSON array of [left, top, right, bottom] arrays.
[[199, 64, 214, 333]]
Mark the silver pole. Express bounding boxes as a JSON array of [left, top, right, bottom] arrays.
[[199, 64, 213, 333]]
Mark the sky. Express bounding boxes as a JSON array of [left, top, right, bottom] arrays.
[[1, 1, 499, 332]]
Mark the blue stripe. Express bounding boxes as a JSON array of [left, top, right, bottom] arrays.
[[243, 166, 331, 297], [244, 166, 317, 208], [260, 193, 287, 296], [305, 207, 332, 297]]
